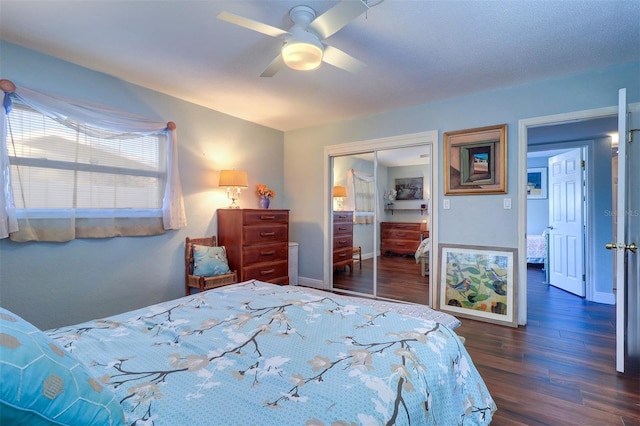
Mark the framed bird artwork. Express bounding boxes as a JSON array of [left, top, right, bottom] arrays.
[[437, 244, 518, 327]]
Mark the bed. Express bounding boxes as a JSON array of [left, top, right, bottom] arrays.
[[527, 234, 547, 264], [415, 237, 431, 276], [1, 281, 496, 425]]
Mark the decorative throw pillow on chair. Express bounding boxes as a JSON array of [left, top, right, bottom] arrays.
[[192, 245, 231, 276]]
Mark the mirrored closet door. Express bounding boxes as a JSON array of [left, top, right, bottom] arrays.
[[331, 153, 375, 296], [329, 143, 432, 305], [375, 146, 431, 305]]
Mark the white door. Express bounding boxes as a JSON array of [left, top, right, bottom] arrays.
[[548, 148, 585, 296], [610, 88, 639, 373]]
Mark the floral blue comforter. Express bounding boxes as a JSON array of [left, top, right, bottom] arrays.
[[47, 281, 496, 425]]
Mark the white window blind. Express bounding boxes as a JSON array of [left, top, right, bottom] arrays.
[[8, 103, 164, 213], [347, 169, 375, 224], [1, 84, 186, 241]]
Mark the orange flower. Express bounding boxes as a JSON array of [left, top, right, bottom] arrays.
[[256, 184, 275, 198]]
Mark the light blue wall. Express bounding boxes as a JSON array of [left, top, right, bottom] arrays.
[[0, 42, 284, 329], [2, 40, 638, 328], [526, 156, 549, 236], [285, 62, 639, 295], [383, 165, 430, 223]]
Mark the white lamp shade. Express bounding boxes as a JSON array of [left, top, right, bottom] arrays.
[[219, 170, 248, 188], [333, 185, 347, 198]]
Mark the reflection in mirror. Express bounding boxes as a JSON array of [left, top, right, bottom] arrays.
[[331, 154, 374, 296], [376, 146, 431, 305]]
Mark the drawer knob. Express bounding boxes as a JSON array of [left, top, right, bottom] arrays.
[[260, 250, 276, 256], [260, 269, 276, 275], [260, 215, 276, 220], [260, 231, 276, 237]]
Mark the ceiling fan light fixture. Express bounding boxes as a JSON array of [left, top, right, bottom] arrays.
[[282, 39, 323, 71]]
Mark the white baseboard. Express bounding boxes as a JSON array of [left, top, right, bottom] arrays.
[[297, 276, 326, 290], [593, 291, 615, 305]]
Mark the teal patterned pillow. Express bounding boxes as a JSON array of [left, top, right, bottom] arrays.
[[0, 307, 125, 425], [192, 244, 231, 276]]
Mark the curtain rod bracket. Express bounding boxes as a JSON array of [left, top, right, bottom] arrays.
[[0, 79, 16, 93]]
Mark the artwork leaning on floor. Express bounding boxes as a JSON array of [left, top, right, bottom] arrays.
[[438, 244, 518, 327]]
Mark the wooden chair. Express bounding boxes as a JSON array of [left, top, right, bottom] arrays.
[[353, 246, 362, 269], [185, 236, 238, 295]]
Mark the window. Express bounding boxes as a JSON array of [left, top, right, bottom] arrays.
[[348, 169, 374, 224], [8, 103, 165, 215], [1, 85, 186, 241]]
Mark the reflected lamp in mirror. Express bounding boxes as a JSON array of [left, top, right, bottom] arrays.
[[219, 169, 248, 209], [333, 185, 347, 211]]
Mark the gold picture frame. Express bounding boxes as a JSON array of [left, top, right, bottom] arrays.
[[437, 244, 518, 327], [443, 124, 507, 195]]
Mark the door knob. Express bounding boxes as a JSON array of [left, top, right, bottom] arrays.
[[605, 242, 638, 253]]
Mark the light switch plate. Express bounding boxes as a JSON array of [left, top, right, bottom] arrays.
[[503, 198, 512, 209], [443, 199, 450, 209]]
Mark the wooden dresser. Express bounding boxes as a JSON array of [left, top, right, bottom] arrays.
[[380, 222, 427, 256], [217, 209, 289, 284], [333, 211, 354, 270]]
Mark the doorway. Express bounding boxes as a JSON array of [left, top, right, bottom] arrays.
[[520, 113, 618, 323]]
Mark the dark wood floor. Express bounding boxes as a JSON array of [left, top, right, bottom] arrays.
[[333, 254, 429, 304], [332, 259, 640, 425]]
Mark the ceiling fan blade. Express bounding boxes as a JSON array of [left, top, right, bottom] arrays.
[[260, 54, 285, 77], [322, 45, 366, 74], [217, 11, 289, 38], [309, 0, 369, 39]]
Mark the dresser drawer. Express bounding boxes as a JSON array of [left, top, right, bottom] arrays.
[[333, 235, 353, 250], [333, 246, 353, 266], [332, 210, 354, 271], [333, 211, 352, 223], [381, 240, 420, 253], [243, 224, 288, 244], [243, 260, 288, 282], [380, 221, 426, 256], [243, 210, 288, 225], [243, 243, 288, 265], [381, 229, 422, 241], [381, 222, 422, 231], [333, 220, 353, 236]]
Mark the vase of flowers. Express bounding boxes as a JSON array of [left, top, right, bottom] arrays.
[[384, 189, 397, 207], [256, 184, 275, 209]]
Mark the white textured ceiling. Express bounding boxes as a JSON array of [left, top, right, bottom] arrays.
[[1, 0, 638, 131]]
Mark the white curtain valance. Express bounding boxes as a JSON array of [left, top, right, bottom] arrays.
[[1, 85, 186, 240], [347, 169, 375, 224]]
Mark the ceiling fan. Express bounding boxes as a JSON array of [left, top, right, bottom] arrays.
[[217, 0, 374, 77]]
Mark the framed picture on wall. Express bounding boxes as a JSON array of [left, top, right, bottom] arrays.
[[394, 177, 423, 200], [527, 167, 547, 199], [437, 244, 518, 327], [443, 124, 507, 195]]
